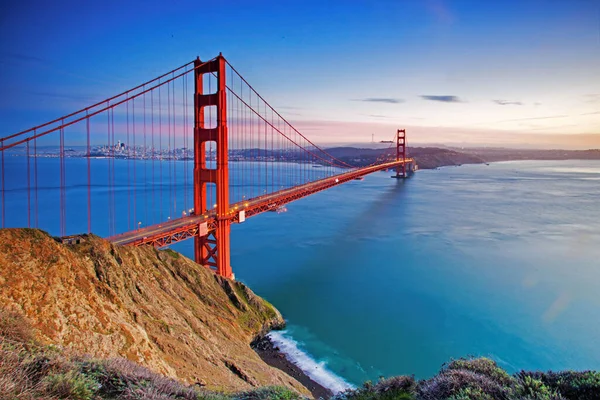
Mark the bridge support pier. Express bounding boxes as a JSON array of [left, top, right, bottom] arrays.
[[193, 55, 233, 278], [392, 129, 407, 179]]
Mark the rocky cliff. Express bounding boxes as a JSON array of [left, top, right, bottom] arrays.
[[0, 228, 309, 395]]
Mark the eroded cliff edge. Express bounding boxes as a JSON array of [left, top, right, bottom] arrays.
[[0, 228, 310, 395]]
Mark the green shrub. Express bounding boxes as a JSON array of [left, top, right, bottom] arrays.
[[516, 375, 564, 400], [417, 368, 509, 400], [334, 377, 416, 400], [43, 370, 98, 400], [444, 358, 514, 387], [449, 386, 494, 400], [237, 385, 304, 400], [519, 371, 600, 400]]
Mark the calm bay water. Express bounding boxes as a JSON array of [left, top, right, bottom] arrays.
[[3, 157, 600, 390], [188, 160, 600, 389]]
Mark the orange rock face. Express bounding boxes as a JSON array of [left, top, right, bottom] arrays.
[[0, 228, 308, 395]]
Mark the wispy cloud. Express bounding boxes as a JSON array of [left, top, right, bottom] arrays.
[[362, 114, 394, 119], [583, 94, 600, 104], [24, 90, 94, 102], [420, 95, 463, 103], [1, 52, 45, 63], [353, 98, 404, 104], [493, 99, 523, 106], [501, 115, 568, 123], [581, 111, 600, 116]]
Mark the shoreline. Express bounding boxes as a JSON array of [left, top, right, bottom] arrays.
[[253, 335, 334, 399]]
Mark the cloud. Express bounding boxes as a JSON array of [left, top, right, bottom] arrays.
[[505, 115, 568, 122], [1, 52, 45, 63], [493, 99, 523, 106], [420, 95, 463, 103], [584, 94, 600, 104], [24, 90, 94, 102], [581, 111, 600, 115], [354, 98, 404, 104], [362, 114, 393, 119]]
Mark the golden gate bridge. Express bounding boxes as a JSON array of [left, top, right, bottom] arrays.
[[0, 54, 414, 278]]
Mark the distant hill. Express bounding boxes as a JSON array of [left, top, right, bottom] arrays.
[[325, 146, 600, 170], [325, 146, 485, 169], [459, 147, 600, 162]]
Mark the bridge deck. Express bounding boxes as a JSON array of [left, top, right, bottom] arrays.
[[108, 159, 413, 248]]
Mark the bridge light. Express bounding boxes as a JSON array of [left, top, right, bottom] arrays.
[[213, 203, 217, 208]]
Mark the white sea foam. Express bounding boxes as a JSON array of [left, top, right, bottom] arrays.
[[267, 331, 355, 394]]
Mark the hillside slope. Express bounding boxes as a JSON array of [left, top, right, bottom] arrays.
[[0, 228, 309, 395]]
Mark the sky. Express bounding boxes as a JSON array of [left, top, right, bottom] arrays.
[[1, 0, 599, 148]]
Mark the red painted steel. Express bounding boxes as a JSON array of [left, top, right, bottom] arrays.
[[193, 55, 232, 278], [0, 52, 417, 279], [108, 158, 414, 250]]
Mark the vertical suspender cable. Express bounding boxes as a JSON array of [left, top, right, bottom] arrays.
[[172, 74, 177, 217], [143, 86, 148, 227], [167, 80, 172, 219], [151, 90, 155, 224], [26, 140, 30, 227], [183, 73, 188, 214], [271, 108, 274, 194], [264, 101, 267, 197], [111, 107, 116, 235], [158, 82, 163, 222], [86, 111, 91, 233], [126, 99, 131, 231], [107, 105, 111, 235], [34, 135, 39, 227], [133, 98, 137, 230], [59, 122, 65, 237]]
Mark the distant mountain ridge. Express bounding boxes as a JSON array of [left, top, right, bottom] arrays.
[[323, 146, 600, 169]]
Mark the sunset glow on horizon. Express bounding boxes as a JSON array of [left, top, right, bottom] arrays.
[[1, 0, 599, 148]]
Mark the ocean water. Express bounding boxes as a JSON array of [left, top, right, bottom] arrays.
[[3, 158, 600, 392], [194, 160, 600, 391]]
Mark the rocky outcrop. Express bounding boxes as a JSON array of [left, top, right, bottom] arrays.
[[0, 228, 309, 395]]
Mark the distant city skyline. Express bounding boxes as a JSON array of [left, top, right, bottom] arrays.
[[1, 0, 599, 148]]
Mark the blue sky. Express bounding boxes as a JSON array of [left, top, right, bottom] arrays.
[[1, 0, 599, 148]]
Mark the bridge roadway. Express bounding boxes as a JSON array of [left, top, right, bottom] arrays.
[[108, 159, 413, 248]]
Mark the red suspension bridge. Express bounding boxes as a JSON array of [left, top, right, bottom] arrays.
[[0, 54, 414, 278]]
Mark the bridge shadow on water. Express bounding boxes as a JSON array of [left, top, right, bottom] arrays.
[[296, 178, 411, 277], [262, 180, 410, 288]]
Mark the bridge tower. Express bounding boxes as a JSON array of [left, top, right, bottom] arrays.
[[193, 55, 233, 278], [393, 129, 407, 179]]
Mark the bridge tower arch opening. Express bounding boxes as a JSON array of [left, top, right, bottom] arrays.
[[193, 55, 232, 278]]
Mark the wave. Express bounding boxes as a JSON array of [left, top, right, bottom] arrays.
[[267, 331, 355, 394]]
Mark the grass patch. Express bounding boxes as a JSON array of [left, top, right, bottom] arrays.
[[163, 248, 181, 259]]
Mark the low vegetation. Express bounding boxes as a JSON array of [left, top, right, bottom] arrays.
[[334, 357, 600, 400], [0, 309, 302, 400], [4, 308, 599, 400]]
